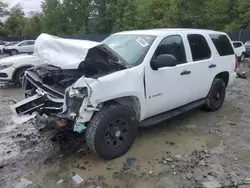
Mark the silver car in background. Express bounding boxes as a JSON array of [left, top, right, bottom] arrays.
[[4, 40, 35, 56]]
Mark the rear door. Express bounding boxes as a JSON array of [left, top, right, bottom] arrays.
[[184, 34, 216, 102]]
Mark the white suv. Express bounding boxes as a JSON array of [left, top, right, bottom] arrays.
[[233, 41, 246, 61], [4, 40, 35, 56], [11, 29, 237, 160]]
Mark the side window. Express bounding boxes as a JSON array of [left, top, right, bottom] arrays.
[[153, 35, 187, 64], [209, 34, 234, 56], [27, 41, 35, 45], [19, 42, 28, 46], [187, 34, 211, 61]]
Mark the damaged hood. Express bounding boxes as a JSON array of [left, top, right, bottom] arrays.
[[34, 33, 128, 69]]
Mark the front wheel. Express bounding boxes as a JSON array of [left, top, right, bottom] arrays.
[[203, 78, 226, 112], [14, 68, 28, 86], [10, 49, 18, 56], [85, 103, 138, 160]]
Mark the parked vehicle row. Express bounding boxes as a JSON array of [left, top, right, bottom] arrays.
[[0, 40, 35, 55]]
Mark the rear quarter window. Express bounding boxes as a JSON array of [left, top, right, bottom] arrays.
[[209, 34, 234, 56]]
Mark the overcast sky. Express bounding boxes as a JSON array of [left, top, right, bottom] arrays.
[[4, 0, 43, 13], [0, 0, 43, 21]]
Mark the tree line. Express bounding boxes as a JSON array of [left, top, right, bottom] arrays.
[[0, 0, 250, 37]]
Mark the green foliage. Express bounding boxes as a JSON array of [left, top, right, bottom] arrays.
[[3, 4, 26, 37], [1, 0, 250, 37], [0, 1, 8, 17]]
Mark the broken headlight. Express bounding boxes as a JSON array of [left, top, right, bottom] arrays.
[[68, 87, 87, 98], [0, 63, 13, 70]]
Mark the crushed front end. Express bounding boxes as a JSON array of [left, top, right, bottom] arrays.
[[10, 65, 91, 132]]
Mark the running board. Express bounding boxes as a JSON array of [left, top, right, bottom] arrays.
[[140, 99, 205, 127]]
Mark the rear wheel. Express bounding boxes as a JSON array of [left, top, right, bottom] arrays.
[[204, 78, 226, 112], [85, 103, 138, 160]]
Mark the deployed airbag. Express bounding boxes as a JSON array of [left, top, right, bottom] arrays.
[[34, 33, 101, 69]]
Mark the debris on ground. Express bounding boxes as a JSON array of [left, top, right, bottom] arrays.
[[70, 173, 84, 184], [126, 157, 136, 166], [57, 179, 64, 184], [1, 60, 250, 188]]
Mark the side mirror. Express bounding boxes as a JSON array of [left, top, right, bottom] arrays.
[[151, 54, 177, 70]]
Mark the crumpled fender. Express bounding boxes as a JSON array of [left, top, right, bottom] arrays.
[[73, 65, 146, 122]]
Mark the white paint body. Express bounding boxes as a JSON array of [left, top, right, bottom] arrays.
[[53, 29, 237, 123], [0, 54, 43, 81], [11, 29, 237, 125]]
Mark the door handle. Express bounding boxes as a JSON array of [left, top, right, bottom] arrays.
[[181, 70, 191, 75], [209, 64, 217, 68]]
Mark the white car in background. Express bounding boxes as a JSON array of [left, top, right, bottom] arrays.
[[4, 40, 35, 56], [0, 40, 7, 54], [0, 53, 42, 85], [233, 41, 246, 62]]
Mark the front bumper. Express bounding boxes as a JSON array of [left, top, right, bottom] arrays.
[[3, 49, 11, 54], [0, 66, 15, 81], [10, 71, 87, 131]]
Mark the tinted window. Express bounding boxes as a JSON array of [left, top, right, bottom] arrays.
[[20, 41, 34, 46], [153, 35, 186, 64], [233, 42, 242, 48], [187, 34, 211, 61], [27, 41, 35, 45], [209, 34, 234, 56]]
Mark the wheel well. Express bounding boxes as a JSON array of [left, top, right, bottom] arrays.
[[215, 72, 229, 86], [105, 96, 141, 120], [12, 66, 33, 80]]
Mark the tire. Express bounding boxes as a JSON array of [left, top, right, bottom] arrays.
[[10, 49, 18, 56], [85, 103, 138, 160], [204, 78, 226, 112], [14, 68, 28, 86]]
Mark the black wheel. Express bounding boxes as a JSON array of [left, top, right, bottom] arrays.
[[204, 78, 226, 112], [14, 68, 27, 86], [10, 49, 18, 56], [85, 103, 138, 160]]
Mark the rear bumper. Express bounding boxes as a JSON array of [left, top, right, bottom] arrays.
[[228, 72, 237, 86]]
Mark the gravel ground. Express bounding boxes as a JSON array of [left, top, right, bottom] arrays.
[[0, 58, 250, 188]]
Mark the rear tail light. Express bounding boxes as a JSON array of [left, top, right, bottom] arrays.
[[235, 54, 238, 72]]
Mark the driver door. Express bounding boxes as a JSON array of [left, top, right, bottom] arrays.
[[144, 35, 193, 118]]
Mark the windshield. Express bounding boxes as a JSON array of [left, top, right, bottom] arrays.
[[103, 34, 156, 66]]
